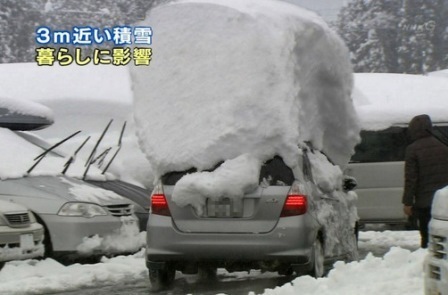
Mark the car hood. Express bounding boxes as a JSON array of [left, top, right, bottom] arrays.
[[0, 199, 29, 213], [0, 175, 130, 206]]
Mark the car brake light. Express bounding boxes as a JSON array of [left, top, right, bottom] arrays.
[[281, 195, 307, 217], [151, 185, 171, 216], [281, 182, 307, 217]]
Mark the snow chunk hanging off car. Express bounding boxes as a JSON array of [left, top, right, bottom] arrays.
[[131, 0, 360, 208]]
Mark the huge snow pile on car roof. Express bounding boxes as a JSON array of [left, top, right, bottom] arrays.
[[131, 0, 360, 210], [132, 0, 360, 171]]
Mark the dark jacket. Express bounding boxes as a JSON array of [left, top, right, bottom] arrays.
[[402, 115, 448, 208]]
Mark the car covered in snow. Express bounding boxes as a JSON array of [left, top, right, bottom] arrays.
[[0, 125, 144, 262], [424, 186, 448, 295], [146, 146, 359, 290], [0, 199, 44, 267]]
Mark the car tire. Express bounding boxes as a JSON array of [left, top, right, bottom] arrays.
[[148, 266, 175, 291], [311, 238, 325, 278]]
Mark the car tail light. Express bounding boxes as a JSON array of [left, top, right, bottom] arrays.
[[151, 184, 171, 216], [281, 182, 307, 217]]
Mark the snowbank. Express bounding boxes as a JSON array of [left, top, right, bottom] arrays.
[[0, 230, 422, 294], [353, 73, 448, 130], [131, 0, 360, 208], [260, 247, 426, 295]]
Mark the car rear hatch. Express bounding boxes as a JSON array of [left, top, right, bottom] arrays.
[[157, 156, 297, 234]]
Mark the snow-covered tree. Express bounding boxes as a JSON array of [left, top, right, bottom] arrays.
[[336, 0, 448, 74]]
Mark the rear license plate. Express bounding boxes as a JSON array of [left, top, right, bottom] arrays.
[[20, 234, 34, 250], [206, 198, 242, 218]]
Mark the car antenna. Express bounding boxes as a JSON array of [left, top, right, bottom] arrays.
[[102, 121, 126, 174], [83, 119, 113, 180], [27, 130, 81, 174], [62, 135, 91, 175]]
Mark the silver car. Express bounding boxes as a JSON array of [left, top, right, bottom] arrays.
[[0, 199, 44, 267], [146, 146, 359, 290], [0, 175, 141, 262]]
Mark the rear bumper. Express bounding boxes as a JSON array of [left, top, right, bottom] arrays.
[[146, 215, 317, 271]]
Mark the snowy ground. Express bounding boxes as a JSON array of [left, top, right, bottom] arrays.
[[0, 230, 423, 295]]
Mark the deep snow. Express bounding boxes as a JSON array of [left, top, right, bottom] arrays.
[[0, 230, 422, 294]]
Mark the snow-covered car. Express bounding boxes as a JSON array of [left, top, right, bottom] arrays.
[[0, 199, 44, 267], [0, 125, 144, 262], [146, 146, 359, 290], [424, 186, 448, 295]]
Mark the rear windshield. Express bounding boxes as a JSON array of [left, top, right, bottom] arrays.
[[351, 126, 448, 163], [161, 157, 294, 186], [259, 156, 294, 186]]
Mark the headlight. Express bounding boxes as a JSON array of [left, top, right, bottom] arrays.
[[58, 202, 108, 218]]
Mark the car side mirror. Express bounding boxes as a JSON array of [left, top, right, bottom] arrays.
[[343, 176, 357, 191]]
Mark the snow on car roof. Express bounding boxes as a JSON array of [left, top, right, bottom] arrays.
[[0, 96, 54, 128], [131, 0, 360, 175], [353, 73, 448, 130], [131, 0, 360, 211]]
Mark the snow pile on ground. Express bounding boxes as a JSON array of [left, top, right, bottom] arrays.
[[131, 0, 360, 209], [0, 250, 147, 295], [0, 63, 153, 188], [0, 96, 53, 122], [0, 230, 421, 294], [259, 247, 426, 295], [353, 73, 448, 130], [428, 69, 448, 78], [76, 216, 146, 255]]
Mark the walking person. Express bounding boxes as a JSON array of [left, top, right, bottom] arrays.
[[402, 114, 448, 248]]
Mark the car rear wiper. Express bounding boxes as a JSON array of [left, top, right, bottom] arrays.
[[102, 121, 126, 174], [83, 119, 113, 180], [62, 135, 91, 175], [27, 130, 81, 174]]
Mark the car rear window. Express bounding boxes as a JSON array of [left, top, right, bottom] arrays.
[[161, 168, 197, 185], [259, 156, 294, 186]]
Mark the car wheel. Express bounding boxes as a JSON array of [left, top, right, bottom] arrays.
[[311, 238, 325, 278], [148, 266, 175, 291]]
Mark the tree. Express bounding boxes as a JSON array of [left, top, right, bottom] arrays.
[[336, 0, 448, 74]]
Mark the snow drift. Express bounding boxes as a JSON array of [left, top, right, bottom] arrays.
[[131, 0, 360, 208]]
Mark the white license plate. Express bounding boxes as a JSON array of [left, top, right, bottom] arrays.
[[20, 234, 34, 251]]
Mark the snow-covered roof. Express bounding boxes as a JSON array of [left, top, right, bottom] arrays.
[[428, 69, 448, 78], [131, 0, 360, 179], [353, 73, 448, 130], [0, 63, 132, 104]]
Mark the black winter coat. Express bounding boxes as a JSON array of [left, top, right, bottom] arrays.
[[402, 115, 448, 208]]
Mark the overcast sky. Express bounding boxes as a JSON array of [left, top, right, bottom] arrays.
[[282, 0, 349, 21]]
